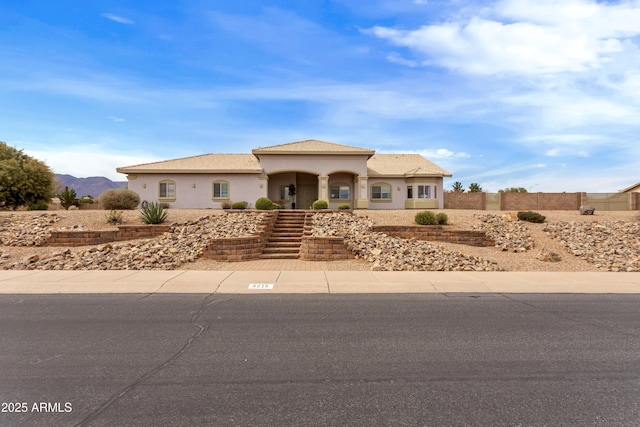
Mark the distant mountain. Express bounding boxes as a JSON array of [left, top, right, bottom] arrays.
[[55, 174, 127, 198]]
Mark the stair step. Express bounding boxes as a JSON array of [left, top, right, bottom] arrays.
[[259, 211, 306, 259], [259, 253, 300, 259], [267, 242, 301, 247]]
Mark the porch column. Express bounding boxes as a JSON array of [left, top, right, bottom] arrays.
[[355, 175, 369, 209], [318, 175, 329, 201]]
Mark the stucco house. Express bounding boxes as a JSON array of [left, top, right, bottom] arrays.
[[620, 181, 640, 193], [116, 140, 452, 210]]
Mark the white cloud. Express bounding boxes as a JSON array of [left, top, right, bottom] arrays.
[[102, 13, 134, 25], [418, 148, 471, 159], [386, 52, 418, 67], [108, 116, 125, 122], [370, 0, 640, 75]]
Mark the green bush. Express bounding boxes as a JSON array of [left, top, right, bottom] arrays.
[[312, 199, 328, 210], [255, 197, 274, 210], [232, 201, 247, 209], [99, 189, 141, 210], [57, 186, 79, 210], [337, 203, 351, 210], [105, 210, 124, 225], [272, 202, 281, 209], [517, 211, 546, 223], [140, 201, 168, 224], [26, 199, 50, 210], [415, 210, 437, 225], [435, 212, 448, 225]]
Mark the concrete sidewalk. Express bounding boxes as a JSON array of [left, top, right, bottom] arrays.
[[0, 270, 639, 294]]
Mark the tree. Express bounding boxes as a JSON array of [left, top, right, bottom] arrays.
[[468, 183, 483, 193], [57, 186, 79, 210], [452, 181, 465, 192], [499, 187, 528, 193], [0, 142, 54, 210]]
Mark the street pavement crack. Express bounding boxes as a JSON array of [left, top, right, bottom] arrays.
[[74, 293, 222, 426]]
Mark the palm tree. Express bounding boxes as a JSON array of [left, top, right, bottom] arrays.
[[452, 181, 465, 192], [468, 183, 483, 193]]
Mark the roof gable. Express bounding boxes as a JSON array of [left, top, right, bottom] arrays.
[[619, 181, 640, 193], [252, 139, 375, 156], [367, 154, 452, 177]]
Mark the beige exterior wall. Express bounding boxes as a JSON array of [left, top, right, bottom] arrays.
[[125, 173, 265, 209], [258, 154, 371, 209], [258, 154, 369, 177], [121, 154, 447, 210]]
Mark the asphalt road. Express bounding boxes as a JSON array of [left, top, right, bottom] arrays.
[[1, 293, 639, 426]]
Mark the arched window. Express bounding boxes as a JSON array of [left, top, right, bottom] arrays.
[[370, 182, 392, 201], [212, 180, 229, 199], [329, 182, 351, 200], [159, 180, 176, 201]]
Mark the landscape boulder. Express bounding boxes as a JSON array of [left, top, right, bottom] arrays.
[[580, 206, 595, 215]]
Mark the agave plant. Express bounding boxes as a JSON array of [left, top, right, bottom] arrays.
[[140, 201, 168, 224]]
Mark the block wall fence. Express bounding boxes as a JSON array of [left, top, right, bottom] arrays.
[[444, 192, 640, 211]]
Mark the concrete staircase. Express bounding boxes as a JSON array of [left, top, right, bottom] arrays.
[[260, 211, 307, 259]]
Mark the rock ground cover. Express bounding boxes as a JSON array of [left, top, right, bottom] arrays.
[[0, 209, 638, 271]]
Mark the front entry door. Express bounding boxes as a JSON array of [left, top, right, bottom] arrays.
[[297, 184, 316, 210]]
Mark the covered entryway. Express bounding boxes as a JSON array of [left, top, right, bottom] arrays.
[[296, 173, 317, 210], [267, 171, 318, 209]]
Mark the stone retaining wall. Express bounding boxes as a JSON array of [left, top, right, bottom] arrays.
[[201, 211, 277, 261], [373, 226, 494, 247], [46, 225, 172, 246], [299, 236, 351, 261], [202, 236, 265, 261]]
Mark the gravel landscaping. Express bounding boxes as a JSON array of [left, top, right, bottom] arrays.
[[0, 209, 638, 271]]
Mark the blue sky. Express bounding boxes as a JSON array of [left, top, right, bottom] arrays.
[[2, 0, 639, 192]]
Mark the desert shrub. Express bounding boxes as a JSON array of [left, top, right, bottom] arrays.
[[232, 201, 247, 209], [415, 210, 437, 225], [26, 199, 50, 210], [105, 210, 124, 225], [159, 202, 170, 209], [312, 199, 328, 210], [337, 203, 351, 210], [435, 212, 449, 225], [517, 211, 546, 223], [140, 201, 168, 224], [78, 195, 94, 204], [99, 189, 140, 210], [272, 202, 281, 209], [255, 197, 274, 210], [221, 201, 232, 209], [57, 186, 79, 210]]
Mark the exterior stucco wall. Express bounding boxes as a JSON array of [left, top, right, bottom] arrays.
[[124, 173, 265, 209], [258, 154, 369, 177], [367, 178, 406, 210], [328, 172, 356, 209]]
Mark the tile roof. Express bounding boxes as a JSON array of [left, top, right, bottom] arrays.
[[619, 181, 640, 193], [252, 139, 375, 156], [367, 154, 452, 177], [116, 153, 262, 174]]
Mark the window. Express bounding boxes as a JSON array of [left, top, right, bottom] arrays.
[[279, 185, 294, 201], [330, 184, 350, 200], [417, 185, 431, 199], [213, 181, 229, 199], [371, 183, 392, 200], [407, 186, 413, 199], [159, 181, 176, 200]]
